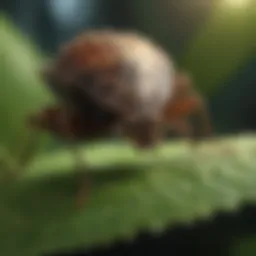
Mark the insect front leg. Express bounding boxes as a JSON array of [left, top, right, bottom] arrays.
[[60, 107, 91, 209]]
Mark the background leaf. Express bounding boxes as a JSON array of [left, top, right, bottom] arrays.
[[0, 14, 55, 160]]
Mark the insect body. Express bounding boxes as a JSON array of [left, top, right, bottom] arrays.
[[41, 30, 177, 148], [30, 30, 212, 207]]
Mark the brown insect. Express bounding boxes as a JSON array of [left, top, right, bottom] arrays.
[[29, 30, 212, 207], [163, 71, 212, 141], [29, 105, 119, 141]]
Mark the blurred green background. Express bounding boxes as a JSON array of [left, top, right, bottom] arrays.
[[1, 0, 256, 256]]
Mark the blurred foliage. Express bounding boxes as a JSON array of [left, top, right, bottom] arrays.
[[182, 1, 256, 94], [0, 14, 55, 161], [231, 235, 256, 256], [1, 12, 256, 256], [209, 57, 256, 133]]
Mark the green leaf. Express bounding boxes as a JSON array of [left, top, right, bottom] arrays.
[[1, 135, 256, 256], [0, 14, 55, 158]]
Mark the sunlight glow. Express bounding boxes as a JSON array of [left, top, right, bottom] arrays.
[[223, 0, 251, 8]]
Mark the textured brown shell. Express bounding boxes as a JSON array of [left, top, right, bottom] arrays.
[[44, 30, 174, 120]]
